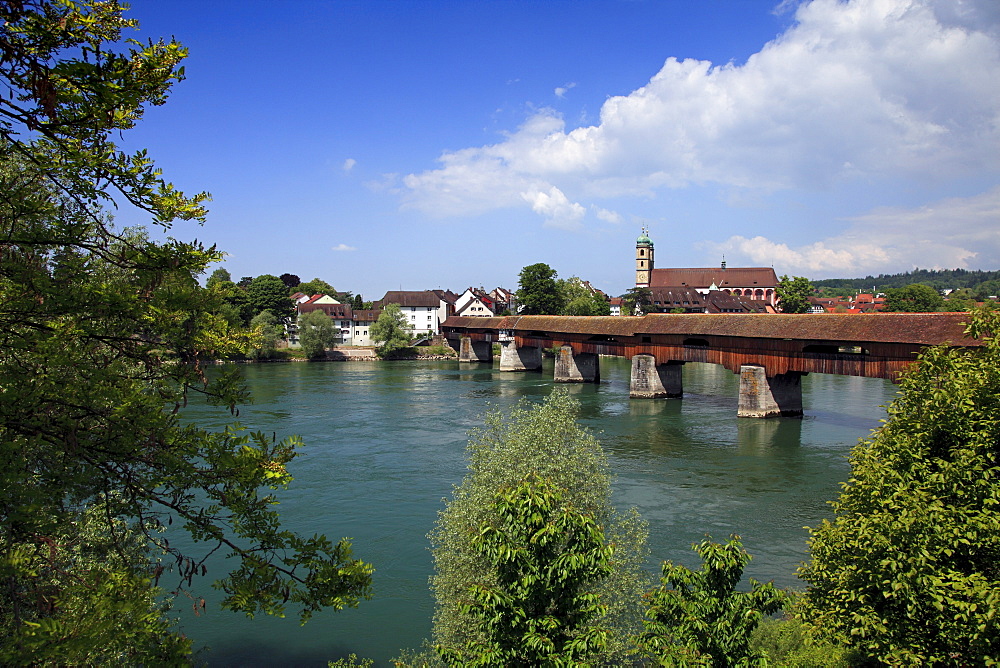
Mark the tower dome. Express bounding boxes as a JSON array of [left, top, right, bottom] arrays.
[[636, 232, 653, 247]]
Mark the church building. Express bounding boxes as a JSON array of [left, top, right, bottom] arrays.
[[635, 230, 778, 311]]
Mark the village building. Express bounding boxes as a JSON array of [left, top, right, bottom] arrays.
[[454, 287, 496, 317], [378, 290, 455, 336], [635, 230, 779, 311]]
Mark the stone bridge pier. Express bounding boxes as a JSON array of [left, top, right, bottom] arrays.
[[498, 341, 543, 371], [737, 364, 804, 418], [554, 345, 599, 383], [629, 355, 683, 398], [458, 336, 492, 363]]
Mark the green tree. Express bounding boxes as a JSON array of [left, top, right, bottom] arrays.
[[776, 275, 814, 314], [429, 392, 649, 664], [206, 267, 232, 290], [438, 475, 614, 666], [798, 307, 1000, 664], [247, 274, 293, 321], [210, 277, 255, 326], [370, 303, 412, 358], [296, 277, 337, 297], [621, 287, 653, 315], [1, 498, 192, 665], [517, 263, 563, 315], [882, 283, 944, 312], [0, 2, 372, 660], [560, 277, 611, 316], [248, 309, 285, 360], [352, 294, 364, 310], [637, 536, 786, 666], [299, 309, 337, 359]]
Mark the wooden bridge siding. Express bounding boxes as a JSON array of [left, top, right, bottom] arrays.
[[503, 333, 918, 381]]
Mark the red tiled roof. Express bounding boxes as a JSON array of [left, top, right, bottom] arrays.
[[650, 267, 778, 289]]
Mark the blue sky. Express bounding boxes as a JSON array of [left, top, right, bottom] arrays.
[[118, 0, 1000, 300]]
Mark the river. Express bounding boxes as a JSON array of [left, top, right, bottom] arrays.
[[176, 357, 897, 666]]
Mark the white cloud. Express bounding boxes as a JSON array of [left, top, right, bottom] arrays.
[[593, 206, 623, 224], [331, 243, 357, 252], [403, 0, 1000, 230], [521, 186, 586, 229], [342, 158, 356, 172], [554, 82, 577, 98], [706, 186, 1000, 276]]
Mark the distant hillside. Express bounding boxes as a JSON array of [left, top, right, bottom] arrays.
[[812, 268, 1000, 294]]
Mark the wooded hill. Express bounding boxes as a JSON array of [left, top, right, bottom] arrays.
[[813, 268, 1000, 295]]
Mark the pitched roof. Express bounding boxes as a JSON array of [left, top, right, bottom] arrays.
[[298, 303, 354, 318], [649, 267, 778, 289], [381, 290, 443, 307]]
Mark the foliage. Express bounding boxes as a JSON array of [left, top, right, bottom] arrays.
[[517, 263, 563, 315], [798, 307, 1000, 664], [371, 303, 412, 358], [206, 267, 232, 290], [279, 272, 301, 289], [247, 274, 294, 321], [882, 282, 944, 312], [776, 275, 813, 314], [428, 391, 649, 665], [0, 499, 191, 665], [352, 294, 365, 309], [559, 277, 611, 316], [328, 654, 375, 667], [812, 268, 1000, 295], [296, 277, 337, 297], [299, 309, 337, 359], [209, 277, 255, 326], [438, 475, 614, 666], [0, 2, 372, 660], [621, 287, 653, 315], [248, 309, 285, 360], [637, 536, 786, 666], [750, 615, 856, 668]]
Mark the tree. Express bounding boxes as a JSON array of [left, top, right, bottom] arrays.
[[637, 537, 786, 666], [883, 283, 944, 312], [295, 277, 337, 297], [370, 303, 411, 358], [429, 392, 649, 664], [298, 309, 337, 359], [279, 273, 300, 290], [0, 2, 372, 660], [621, 287, 653, 315], [247, 274, 294, 321], [205, 267, 232, 290], [517, 263, 563, 315], [438, 475, 614, 666], [798, 307, 1000, 663], [352, 294, 364, 310], [560, 277, 611, 316], [248, 310, 285, 360], [776, 275, 814, 314]]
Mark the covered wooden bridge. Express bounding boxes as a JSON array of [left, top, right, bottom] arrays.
[[441, 313, 980, 418]]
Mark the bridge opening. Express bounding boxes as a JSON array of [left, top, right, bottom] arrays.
[[683, 338, 710, 348], [587, 335, 617, 342], [803, 344, 869, 355]]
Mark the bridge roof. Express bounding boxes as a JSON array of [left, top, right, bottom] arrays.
[[443, 313, 982, 347]]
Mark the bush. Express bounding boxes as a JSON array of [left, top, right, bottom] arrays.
[[799, 307, 1000, 663]]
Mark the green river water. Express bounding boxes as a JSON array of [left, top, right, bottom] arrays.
[[177, 357, 897, 666]]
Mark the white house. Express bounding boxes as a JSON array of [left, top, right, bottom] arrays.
[[378, 290, 455, 336]]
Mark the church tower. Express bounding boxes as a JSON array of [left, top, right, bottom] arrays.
[[635, 227, 654, 287]]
